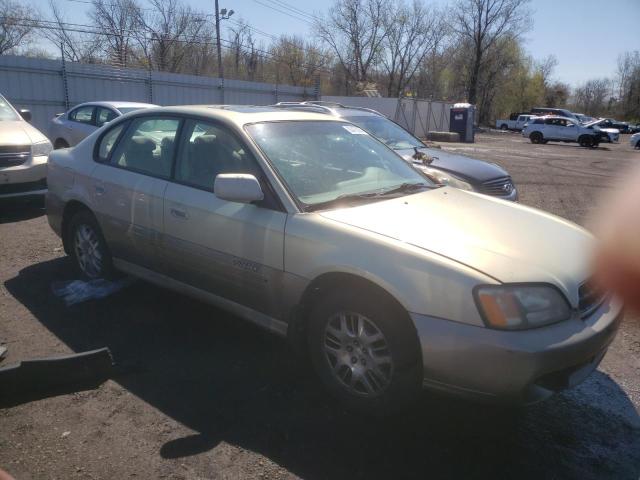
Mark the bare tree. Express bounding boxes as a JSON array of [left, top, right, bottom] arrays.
[[270, 35, 329, 86], [573, 78, 612, 116], [0, 0, 37, 54], [42, 0, 100, 62], [451, 0, 531, 105], [381, 0, 446, 97], [315, 0, 387, 91], [138, 0, 207, 72], [90, 0, 142, 66]]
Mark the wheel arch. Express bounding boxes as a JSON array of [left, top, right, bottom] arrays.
[[287, 271, 420, 360], [61, 200, 95, 254]]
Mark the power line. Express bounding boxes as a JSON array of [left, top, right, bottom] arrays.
[[250, 0, 313, 25], [265, 0, 319, 22]]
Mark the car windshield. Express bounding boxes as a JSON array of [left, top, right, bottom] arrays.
[[246, 120, 434, 210], [343, 115, 424, 150], [0, 95, 20, 121], [117, 107, 146, 114]]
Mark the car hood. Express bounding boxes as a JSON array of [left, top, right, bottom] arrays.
[[395, 147, 508, 183], [319, 187, 593, 305], [0, 120, 48, 145]]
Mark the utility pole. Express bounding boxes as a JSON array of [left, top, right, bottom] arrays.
[[214, 1, 234, 80], [215, 0, 223, 80]]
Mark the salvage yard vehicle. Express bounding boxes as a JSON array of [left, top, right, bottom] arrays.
[[46, 105, 622, 412], [49, 101, 157, 149], [530, 107, 580, 122], [0, 93, 52, 200], [631, 132, 640, 149], [495, 114, 535, 131], [275, 101, 517, 201], [522, 116, 602, 147]]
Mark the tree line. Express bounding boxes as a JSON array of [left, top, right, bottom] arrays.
[[1, 0, 638, 123]]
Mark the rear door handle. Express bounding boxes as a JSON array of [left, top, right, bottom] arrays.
[[170, 208, 188, 219]]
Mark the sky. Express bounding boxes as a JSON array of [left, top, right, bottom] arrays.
[[30, 0, 640, 87]]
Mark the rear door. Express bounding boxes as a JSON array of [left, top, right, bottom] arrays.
[[68, 105, 97, 145], [559, 119, 578, 140], [91, 115, 181, 271], [162, 118, 287, 317]]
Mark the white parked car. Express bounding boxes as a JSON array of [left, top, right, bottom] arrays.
[[49, 101, 157, 149], [522, 116, 602, 147], [0, 93, 52, 200], [495, 114, 536, 131], [46, 105, 622, 412], [631, 132, 640, 149]]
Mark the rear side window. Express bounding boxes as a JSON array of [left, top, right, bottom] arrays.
[[110, 116, 181, 178], [97, 123, 126, 162], [69, 106, 95, 124]]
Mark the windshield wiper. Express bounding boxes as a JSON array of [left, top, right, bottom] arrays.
[[305, 183, 431, 212]]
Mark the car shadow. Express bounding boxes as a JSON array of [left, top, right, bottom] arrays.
[[4, 258, 640, 479], [0, 200, 45, 224]]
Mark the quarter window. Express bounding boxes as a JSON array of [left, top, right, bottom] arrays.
[[175, 120, 259, 191], [97, 123, 126, 162], [110, 117, 181, 178], [96, 107, 118, 127], [69, 106, 95, 124]]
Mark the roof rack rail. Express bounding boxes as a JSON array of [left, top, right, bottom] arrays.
[[271, 103, 334, 114], [302, 101, 346, 107]]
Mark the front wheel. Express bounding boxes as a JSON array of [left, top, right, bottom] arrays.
[[308, 288, 422, 415], [68, 210, 114, 279], [579, 135, 594, 148]]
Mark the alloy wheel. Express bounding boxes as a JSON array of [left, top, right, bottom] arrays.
[[323, 311, 394, 397], [73, 223, 103, 279]]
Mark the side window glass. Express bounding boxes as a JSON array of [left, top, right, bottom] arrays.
[[70, 106, 95, 124], [175, 120, 258, 191], [110, 117, 180, 178], [96, 107, 118, 127], [97, 123, 126, 162]]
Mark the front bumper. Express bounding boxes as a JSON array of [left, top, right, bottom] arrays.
[[410, 298, 622, 404], [0, 154, 48, 199]]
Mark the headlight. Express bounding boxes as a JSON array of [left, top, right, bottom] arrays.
[[418, 166, 474, 191], [31, 140, 53, 157], [474, 284, 571, 330]]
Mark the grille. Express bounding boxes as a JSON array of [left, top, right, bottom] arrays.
[[578, 281, 606, 318], [0, 145, 30, 168], [479, 176, 514, 197]]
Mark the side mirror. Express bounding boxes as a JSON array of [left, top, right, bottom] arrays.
[[214, 173, 264, 204], [19, 109, 32, 122]]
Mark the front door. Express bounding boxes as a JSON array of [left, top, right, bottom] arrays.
[[91, 115, 181, 271], [162, 119, 287, 317]]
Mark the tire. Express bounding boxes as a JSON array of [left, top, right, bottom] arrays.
[[54, 138, 69, 149], [307, 287, 422, 415], [635, 141, 640, 150], [67, 210, 114, 279], [500, 124, 508, 131], [530, 132, 543, 144], [578, 135, 594, 148]]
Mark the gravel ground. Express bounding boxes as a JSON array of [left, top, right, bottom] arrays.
[[1, 132, 640, 479]]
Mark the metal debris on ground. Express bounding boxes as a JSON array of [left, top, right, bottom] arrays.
[[51, 277, 135, 306]]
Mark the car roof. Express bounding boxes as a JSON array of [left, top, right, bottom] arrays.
[[72, 101, 158, 110], [272, 102, 382, 118], [128, 104, 346, 127], [536, 115, 576, 121]]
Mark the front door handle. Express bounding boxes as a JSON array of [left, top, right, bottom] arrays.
[[170, 208, 188, 219], [95, 184, 105, 195]]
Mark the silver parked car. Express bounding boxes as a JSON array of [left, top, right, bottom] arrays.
[[46, 105, 622, 412], [49, 101, 157, 149], [0, 93, 52, 200]]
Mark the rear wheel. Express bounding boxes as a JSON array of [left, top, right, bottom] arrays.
[[500, 124, 508, 130], [530, 132, 543, 144], [68, 210, 114, 279], [308, 287, 422, 415], [54, 138, 69, 149]]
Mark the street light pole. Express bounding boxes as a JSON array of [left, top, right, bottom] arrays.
[[215, 0, 223, 80]]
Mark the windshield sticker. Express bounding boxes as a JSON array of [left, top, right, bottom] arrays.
[[343, 125, 367, 135]]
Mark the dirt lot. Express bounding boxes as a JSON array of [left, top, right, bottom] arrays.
[[1, 132, 640, 479]]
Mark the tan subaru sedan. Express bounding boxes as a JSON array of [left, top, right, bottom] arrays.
[[46, 105, 622, 413]]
